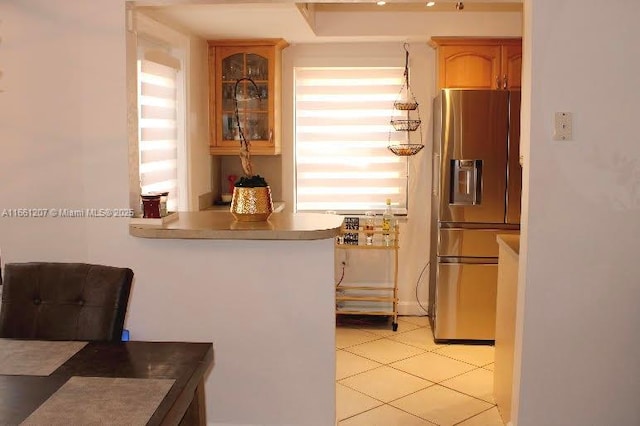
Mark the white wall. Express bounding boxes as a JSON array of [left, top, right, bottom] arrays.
[[513, 1, 640, 424], [314, 10, 522, 40]]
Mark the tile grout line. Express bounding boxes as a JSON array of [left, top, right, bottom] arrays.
[[336, 404, 382, 424], [336, 363, 384, 382], [451, 405, 500, 425], [436, 375, 498, 406], [338, 332, 493, 385], [338, 370, 435, 404], [385, 363, 486, 389], [381, 402, 440, 426], [335, 382, 386, 422], [339, 328, 440, 363], [383, 382, 497, 426], [336, 318, 499, 425], [338, 363, 493, 422], [340, 347, 429, 365]]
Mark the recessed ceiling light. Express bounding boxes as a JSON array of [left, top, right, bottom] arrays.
[[377, 1, 386, 5], [426, 1, 436, 6]]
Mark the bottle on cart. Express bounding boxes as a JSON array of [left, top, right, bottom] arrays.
[[382, 198, 394, 246]]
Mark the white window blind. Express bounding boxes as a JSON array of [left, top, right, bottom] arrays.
[[295, 67, 408, 214], [137, 50, 180, 212]]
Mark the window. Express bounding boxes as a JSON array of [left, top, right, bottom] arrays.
[[294, 67, 408, 214], [136, 42, 185, 212]]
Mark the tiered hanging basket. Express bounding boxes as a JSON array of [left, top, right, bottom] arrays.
[[387, 44, 424, 157]]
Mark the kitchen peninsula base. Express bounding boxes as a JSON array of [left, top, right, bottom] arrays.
[[127, 212, 342, 425]]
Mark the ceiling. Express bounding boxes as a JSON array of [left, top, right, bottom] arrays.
[[137, 0, 523, 44]]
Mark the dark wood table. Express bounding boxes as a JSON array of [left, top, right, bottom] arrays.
[[0, 341, 214, 425]]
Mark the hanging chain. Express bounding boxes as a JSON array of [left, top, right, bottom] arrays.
[[403, 42, 410, 87]]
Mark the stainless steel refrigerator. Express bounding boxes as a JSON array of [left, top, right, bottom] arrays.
[[428, 89, 521, 342]]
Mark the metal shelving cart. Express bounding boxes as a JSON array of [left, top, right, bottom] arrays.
[[335, 223, 400, 331]]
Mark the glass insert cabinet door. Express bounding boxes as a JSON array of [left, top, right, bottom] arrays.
[[209, 39, 288, 155], [220, 53, 269, 143], [213, 44, 278, 153]]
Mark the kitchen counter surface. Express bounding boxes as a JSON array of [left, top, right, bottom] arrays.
[[129, 211, 343, 241]]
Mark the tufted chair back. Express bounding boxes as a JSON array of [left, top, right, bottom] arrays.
[[0, 262, 133, 342]]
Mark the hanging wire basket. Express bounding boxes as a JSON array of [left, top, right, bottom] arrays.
[[393, 100, 418, 111], [387, 144, 425, 156], [391, 119, 421, 132], [388, 121, 424, 156], [387, 43, 424, 157]]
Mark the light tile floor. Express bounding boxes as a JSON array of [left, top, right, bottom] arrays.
[[336, 315, 505, 426]]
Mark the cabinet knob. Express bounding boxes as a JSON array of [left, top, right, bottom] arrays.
[[269, 128, 274, 144], [496, 76, 501, 89], [502, 75, 508, 90]]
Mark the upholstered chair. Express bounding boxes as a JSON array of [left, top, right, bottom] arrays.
[[0, 262, 133, 342]]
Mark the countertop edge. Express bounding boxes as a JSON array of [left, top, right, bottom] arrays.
[[129, 227, 341, 241], [129, 211, 343, 241]]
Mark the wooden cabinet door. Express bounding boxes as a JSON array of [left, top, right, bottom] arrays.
[[213, 45, 276, 154], [501, 43, 522, 90], [438, 45, 502, 89], [208, 39, 288, 156]]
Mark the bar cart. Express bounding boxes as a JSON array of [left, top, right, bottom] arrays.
[[335, 219, 400, 331]]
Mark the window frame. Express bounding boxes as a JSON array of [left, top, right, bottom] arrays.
[[131, 13, 189, 214]]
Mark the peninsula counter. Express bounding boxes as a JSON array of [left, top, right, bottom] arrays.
[[126, 211, 343, 425], [130, 211, 343, 241]]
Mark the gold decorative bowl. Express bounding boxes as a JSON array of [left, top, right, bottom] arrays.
[[230, 186, 274, 222]]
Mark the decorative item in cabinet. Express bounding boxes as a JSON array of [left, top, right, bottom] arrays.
[[335, 219, 400, 331], [388, 43, 424, 157], [208, 39, 288, 155]]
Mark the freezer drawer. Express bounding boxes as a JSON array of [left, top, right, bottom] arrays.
[[438, 228, 519, 258], [433, 261, 498, 341]]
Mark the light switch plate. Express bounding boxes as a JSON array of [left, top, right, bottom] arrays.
[[553, 112, 573, 141]]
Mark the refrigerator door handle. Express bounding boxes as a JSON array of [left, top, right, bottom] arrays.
[[433, 153, 440, 197]]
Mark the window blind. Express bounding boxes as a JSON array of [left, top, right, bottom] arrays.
[[294, 67, 408, 214], [137, 51, 180, 212]]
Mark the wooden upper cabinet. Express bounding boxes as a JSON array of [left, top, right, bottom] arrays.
[[208, 39, 288, 155], [430, 37, 522, 90], [501, 42, 522, 90], [437, 44, 501, 89]]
